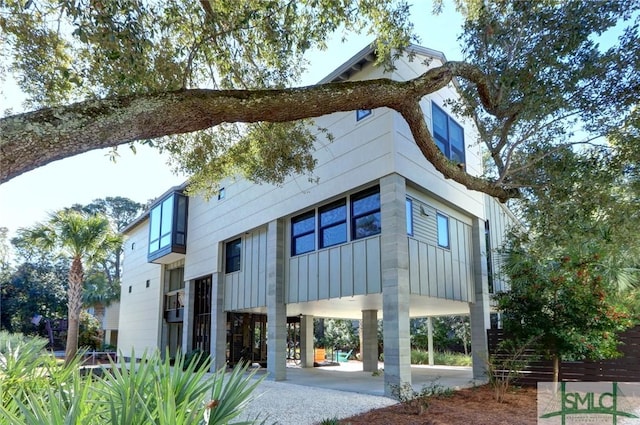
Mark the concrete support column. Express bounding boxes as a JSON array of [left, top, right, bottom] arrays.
[[380, 173, 412, 396], [469, 218, 491, 381], [266, 219, 287, 380], [427, 317, 434, 366], [210, 272, 227, 371], [361, 310, 378, 372], [300, 315, 314, 368]]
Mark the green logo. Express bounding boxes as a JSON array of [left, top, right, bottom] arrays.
[[538, 382, 640, 425]]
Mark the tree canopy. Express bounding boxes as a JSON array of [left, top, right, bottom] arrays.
[[1, 0, 639, 201]]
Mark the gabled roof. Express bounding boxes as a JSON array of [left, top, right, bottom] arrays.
[[318, 43, 449, 84]]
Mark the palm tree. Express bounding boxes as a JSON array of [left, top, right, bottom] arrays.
[[20, 210, 120, 362]]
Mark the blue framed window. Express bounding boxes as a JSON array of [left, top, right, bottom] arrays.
[[432, 103, 465, 166], [437, 213, 450, 249], [319, 199, 347, 248], [356, 109, 372, 121], [406, 198, 413, 236], [351, 187, 381, 240], [225, 238, 241, 273], [292, 211, 315, 255]]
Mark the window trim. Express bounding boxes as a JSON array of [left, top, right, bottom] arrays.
[[318, 199, 347, 249], [225, 238, 241, 274], [432, 103, 465, 167], [406, 198, 414, 236], [291, 210, 316, 256], [356, 109, 372, 121], [350, 186, 381, 241], [436, 212, 450, 249]]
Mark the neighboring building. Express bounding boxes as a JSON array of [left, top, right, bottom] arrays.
[[118, 44, 516, 395]]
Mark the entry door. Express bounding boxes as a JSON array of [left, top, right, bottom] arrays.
[[192, 276, 212, 355]]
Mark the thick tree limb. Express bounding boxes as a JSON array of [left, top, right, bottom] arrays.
[[0, 62, 517, 200]]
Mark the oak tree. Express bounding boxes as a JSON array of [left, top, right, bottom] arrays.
[[0, 0, 639, 201]]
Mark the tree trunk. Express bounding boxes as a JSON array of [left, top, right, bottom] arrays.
[[65, 256, 84, 363], [552, 354, 560, 384]]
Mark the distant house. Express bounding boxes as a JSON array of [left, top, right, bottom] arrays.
[[117, 44, 516, 395]]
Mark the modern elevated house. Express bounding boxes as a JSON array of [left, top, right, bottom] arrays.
[[117, 43, 515, 395]]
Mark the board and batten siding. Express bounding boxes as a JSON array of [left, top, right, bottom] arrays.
[[407, 194, 474, 302], [287, 236, 382, 303], [223, 227, 268, 310], [484, 195, 518, 294]]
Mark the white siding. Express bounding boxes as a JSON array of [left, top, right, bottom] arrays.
[[223, 227, 268, 310], [484, 196, 519, 294], [118, 221, 163, 354]]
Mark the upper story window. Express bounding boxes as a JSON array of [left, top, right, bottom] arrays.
[[148, 192, 188, 263], [292, 211, 315, 256], [225, 238, 241, 273], [351, 187, 381, 240], [356, 109, 372, 121], [432, 103, 465, 166], [319, 199, 347, 249], [406, 198, 413, 236], [436, 212, 450, 249]]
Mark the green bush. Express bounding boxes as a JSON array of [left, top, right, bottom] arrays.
[[0, 332, 266, 424], [407, 349, 472, 366], [79, 310, 102, 349]]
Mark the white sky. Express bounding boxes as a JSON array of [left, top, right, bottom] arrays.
[[0, 2, 464, 241]]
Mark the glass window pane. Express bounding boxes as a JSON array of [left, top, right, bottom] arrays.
[[149, 207, 161, 241], [437, 213, 450, 248], [225, 239, 241, 273], [352, 192, 380, 216], [161, 197, 174, 235], [176, 195, 187, 233], [292, 214, 314, 236], [293, 233, 315, 255], [449, 122, 464, 151], [406, 198, 413, 236], [356, 109, 371, 121], [432, 105, 448, 139], [320, 203, 346, 226], [160, 234, 171, 249], [354, 212, 381, 239], [322, 223, 347, 248]]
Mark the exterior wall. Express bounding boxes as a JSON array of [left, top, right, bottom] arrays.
[[223, 226, 268, 310], [118, 221, 163, 354], [484, 195, 518, 294]]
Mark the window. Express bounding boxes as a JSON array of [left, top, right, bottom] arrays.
[[485, 220, 494, 293], [319, 199, 347, 248], [147, 192, 188, 262], [218, 188, 225, 200], [432, 103, 465, 165], [356, 109, 372, 121], [351, 187, 381, 240], [292, 211, 315, 255], [225, 238, 241, 273], [437, 213, 450, 249], [406, 198, 413, 236]]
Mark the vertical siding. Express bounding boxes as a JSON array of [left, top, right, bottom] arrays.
[[223, 227, 268, 310], [485, 196, 518, 294], [286, 236, 382, 303]]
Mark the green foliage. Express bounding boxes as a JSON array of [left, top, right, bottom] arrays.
[[411, 316, 471, 354], [409, 350, 472, 366], [314, 318, 359, 350], [484, 337, 536, 403], [495, 245, 634, 366], [0, 335, 266, 425], [183, 349, 210, 372], [390, 379, 452, 414], [78, 310, 102, 350]]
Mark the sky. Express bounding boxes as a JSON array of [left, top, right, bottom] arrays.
[[0, 2, 464, 242]]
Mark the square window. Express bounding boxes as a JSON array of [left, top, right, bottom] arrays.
[[356, 109, 372, 121], [437, 213, 450, 249], [292, 211, 315, 255], [225, 238, 241, 273]]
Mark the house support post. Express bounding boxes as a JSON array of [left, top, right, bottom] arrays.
[[361, 309, 378, 372], [469, 218, 490, 381], [182, 279, 195, 354], [211, 272, 227, 371], [427, 316, 434, 366], [380, 174, 412, 396], [300, 315, 314, 367], [267, 219, 287, 380]]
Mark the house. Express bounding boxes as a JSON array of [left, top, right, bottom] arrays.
[[117, 43, 516, 396]]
